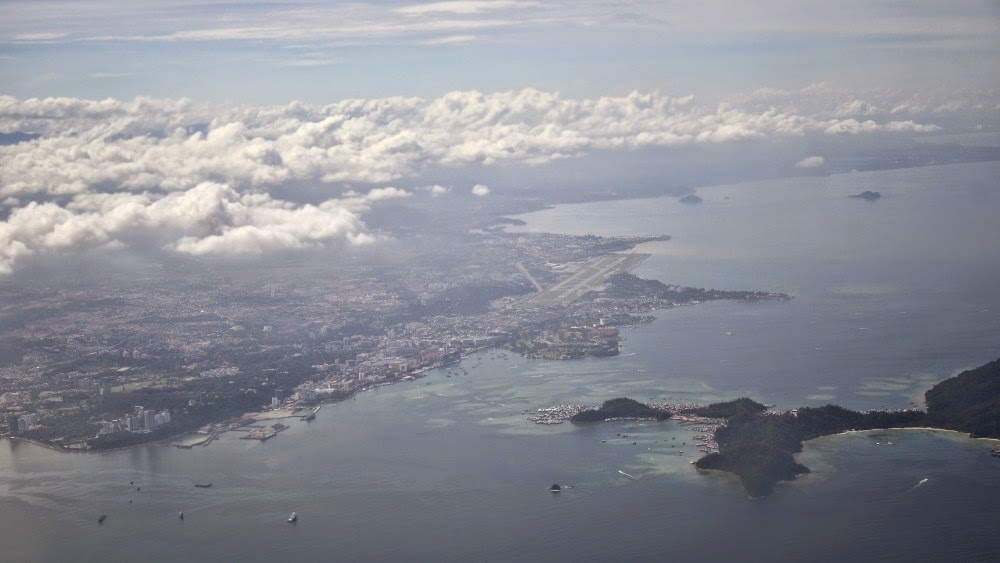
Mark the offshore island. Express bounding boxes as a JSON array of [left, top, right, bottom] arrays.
[[566, 358, 1000, 498]]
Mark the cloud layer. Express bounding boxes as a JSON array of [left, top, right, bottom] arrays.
[[0, 84, 992, 275], [0, 183, 408, 274], [0, 87, 958, 199]]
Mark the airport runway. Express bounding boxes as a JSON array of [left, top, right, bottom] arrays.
[[517, 253, 648, 307]]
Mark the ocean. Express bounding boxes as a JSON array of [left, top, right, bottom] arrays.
[[2, 161, 999, 561]]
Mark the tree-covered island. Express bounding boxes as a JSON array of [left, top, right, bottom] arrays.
[[570, 397, 672, 423]]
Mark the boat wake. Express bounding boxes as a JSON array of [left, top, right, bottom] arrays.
[[618, 469, 640, 480]]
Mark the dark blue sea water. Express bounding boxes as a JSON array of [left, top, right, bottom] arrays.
[[2, 162, 999, 561]]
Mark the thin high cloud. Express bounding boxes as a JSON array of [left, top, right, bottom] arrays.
[[0, 83, 991, 275], [420, 34, 478, 45], [395, 1, 539, 16], [2, 1, 995, 46], [3, 1, 996, 108]]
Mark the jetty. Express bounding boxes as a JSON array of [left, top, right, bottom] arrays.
[[241, 423, 289, 441]]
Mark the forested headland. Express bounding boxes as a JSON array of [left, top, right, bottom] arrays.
[[690, 358, 1000, 497]]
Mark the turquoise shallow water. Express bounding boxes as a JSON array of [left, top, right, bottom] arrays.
[[2, 162, 1000, 561]]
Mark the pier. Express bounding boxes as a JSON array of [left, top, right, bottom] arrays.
[[241, 423, 289, 441]]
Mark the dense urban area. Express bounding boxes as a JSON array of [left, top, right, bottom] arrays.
[[0, 223, 788, 451]]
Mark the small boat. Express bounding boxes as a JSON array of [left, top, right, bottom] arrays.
[[288, 512, 298, 523], [178, 511, 184, 520], [98, 514, 106, 524], [194, 483, 212, 488], [549, 484, 561, 493]]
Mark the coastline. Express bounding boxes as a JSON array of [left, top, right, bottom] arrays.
[[0, 232, 784, 456], [4, 431, 211, 454], [814, 426, 1000, 444], [2, 346, 496, 454]]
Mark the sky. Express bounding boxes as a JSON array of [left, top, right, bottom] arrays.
[[1, 0, 998, 101], [0, 1, 998, 276]]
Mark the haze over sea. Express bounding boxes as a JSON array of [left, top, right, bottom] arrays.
[[2, 161, 999, 561]]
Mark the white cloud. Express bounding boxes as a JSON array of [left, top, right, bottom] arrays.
[[731, 84, 993, 122], [421, 184, 451, 196], [421, 34, 478, 45], [395, 1, 538, 16], [282, 57, 339, 68], [0, 183, 407, 274], [0, 86, 960, 201], [340, 187, 412, 211], [362, 186, 412, 201], [795, 156, 825, 168], [0, 88, 959, 202], [0, 84, 987, 275], [471, 183, 490, 196], [8, 32, 69, 43], [90, 72, 132, 79]]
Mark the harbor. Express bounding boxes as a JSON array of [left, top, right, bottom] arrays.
[[524, 401, 724, 453]]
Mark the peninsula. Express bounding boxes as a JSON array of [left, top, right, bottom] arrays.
[[690, 358, 1000, 497], [557, 359, 1000, 498], [0, 227, 789, 452]]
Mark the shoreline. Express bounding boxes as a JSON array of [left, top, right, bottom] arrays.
[[812, 426, 1000, 444], [1, 347, 498, 454]]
